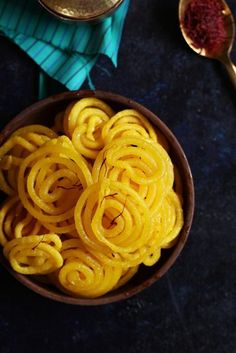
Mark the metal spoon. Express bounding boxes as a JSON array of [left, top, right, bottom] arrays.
[[179, 0, 236, 88]]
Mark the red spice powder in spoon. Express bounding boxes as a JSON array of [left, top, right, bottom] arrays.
[[182, 0, 228, 55]]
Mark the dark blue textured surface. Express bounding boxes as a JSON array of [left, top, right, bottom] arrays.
[[0, 1, 235, 352]]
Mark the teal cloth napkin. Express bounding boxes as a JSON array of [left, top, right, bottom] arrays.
[[0, 0, 129, 92]]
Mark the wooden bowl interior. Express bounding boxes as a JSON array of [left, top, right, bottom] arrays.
[[0, 90, 194, 305]]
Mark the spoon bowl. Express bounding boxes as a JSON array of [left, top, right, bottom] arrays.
[[179, 0, 236, 88]]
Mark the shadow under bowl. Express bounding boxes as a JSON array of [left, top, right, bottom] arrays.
[[0, 90, 194, 305]]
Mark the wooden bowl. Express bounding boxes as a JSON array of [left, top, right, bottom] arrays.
[[0, 90, 194, 305]]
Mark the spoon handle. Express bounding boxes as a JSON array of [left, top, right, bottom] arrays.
[[219, 55, 236, 89]]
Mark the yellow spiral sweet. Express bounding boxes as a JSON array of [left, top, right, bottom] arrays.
[[18, 136, 92, 233], [74, 179, 153, 267], [0, 125, 57, 194], [0, 196, 43, 246], [158, 191, 184, 248], [0, 98, 184, 298], [0, 196, 19, 245], [101, 109, 157, 144], [64, 97, 114, 137], [3, 234, 63, 275], [173, 165, 184, 205], [57, 239, 122, 298], [62, 98, 114, 159], [143, 190, 183, 266], [92, 136, 174, 214]]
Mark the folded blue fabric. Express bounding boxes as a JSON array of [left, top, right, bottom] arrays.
[[0, 0, 129, 91]]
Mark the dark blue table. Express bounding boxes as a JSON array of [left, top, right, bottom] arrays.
[[0, 1, 235, 352]]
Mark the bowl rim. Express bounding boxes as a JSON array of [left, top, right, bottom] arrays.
[[0, 89, 195, 305], [38, 0, 124, 23]]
